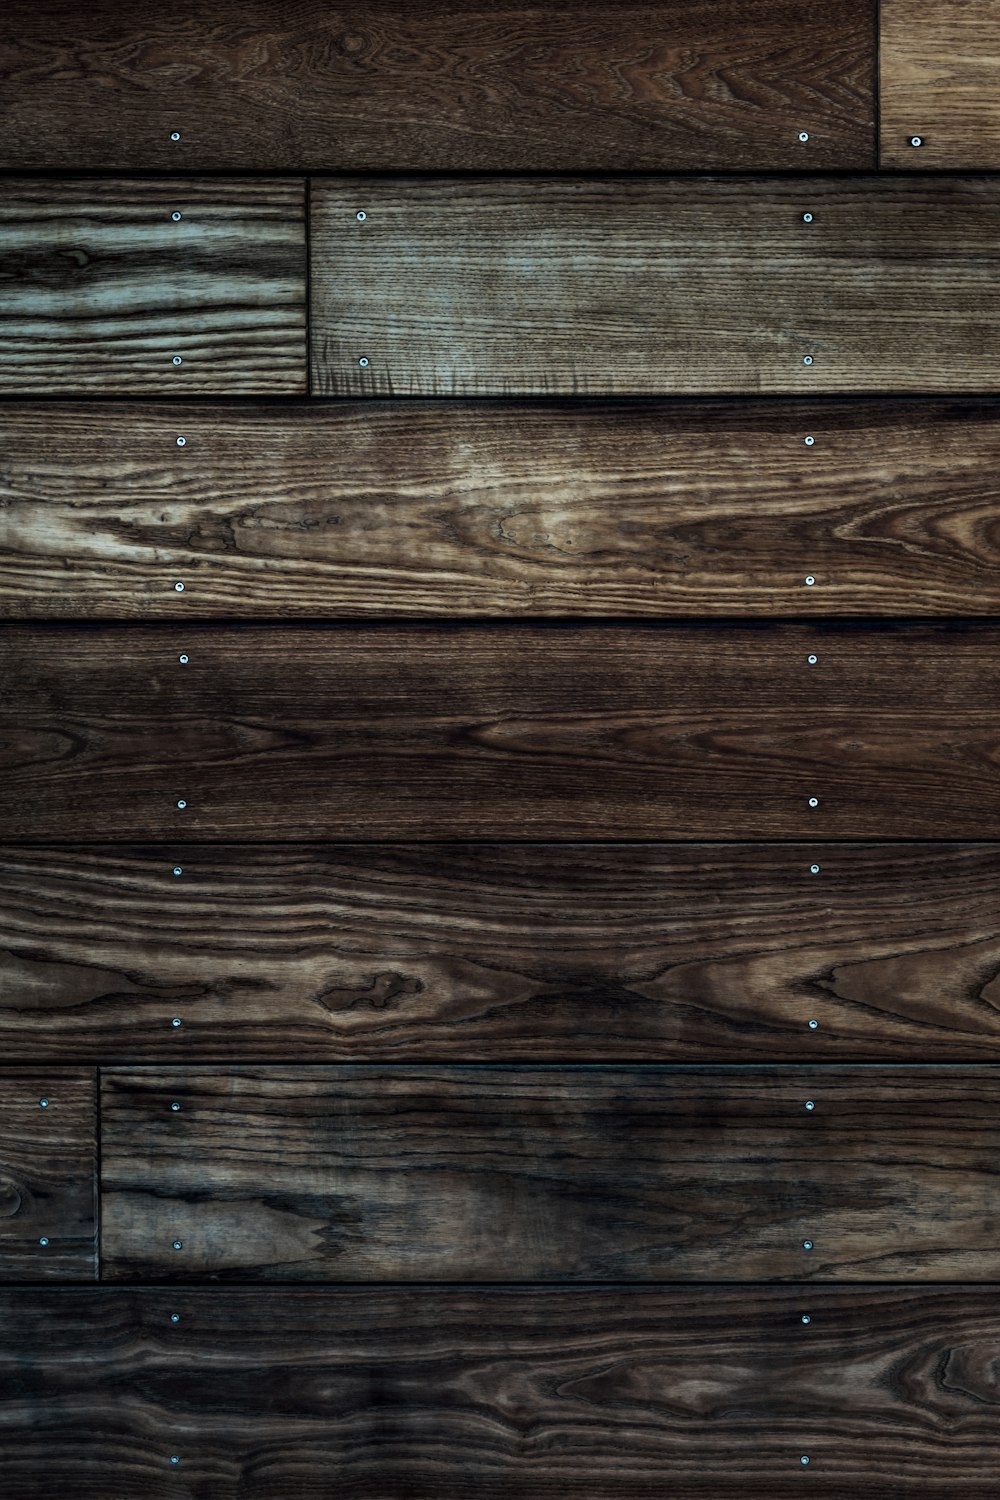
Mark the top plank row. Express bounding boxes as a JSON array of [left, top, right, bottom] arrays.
[[0, 0, 997, 171]]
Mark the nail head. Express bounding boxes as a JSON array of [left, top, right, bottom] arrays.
[[802, 212, 813, 223], [805, 575, 816, 586], [171, 211, 182, 222], [171, 356, 183, 366], [170, 131, 181, 142], [807, 654, 818, 664], [170, 1313, 181, 1323], [176, 800, 187, 810], [808, 1019, 819, 1030], [910, 136, 923, 147], [39, 1098, 49, 1109], [39, 1237, 49, 1247], [358, 357, 370, 368], [178, 654, 189, 665], [801, 1314, 811, 1324], [802, 355, 814, 366], [804, 435, 815, 445], [173, 867, 183, 876], [174, 582, 185, 592], [803, 1239, 813, 1251], [170, 1455, 181, 1465], [171, 1017, 183, 1028], [172, 1240, 183, 1251], [798, 132, 809, 142], [171, 1102, 181, 1112], [805, 1099, 815, 1111], [356, 210, 367, 221], [810, 863, 820, 874], [175, 436, 186, 446], [801, 1455, 811, 1466], [808, 797, 819, 808]]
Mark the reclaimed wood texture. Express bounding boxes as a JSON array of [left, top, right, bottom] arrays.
[[0, 181, 306, 395], [881, 1, 1000, 168], [1, 1287, 997, 1500], [101, 1065, 1000, 1281], [3, 844, 1000, 1063], [0, 0, 875, 172], [0, 1071, 96, 1281], [3, 623, 1000, 840], [312, 176, 1000, 397], [9, 399, 1000, 618]]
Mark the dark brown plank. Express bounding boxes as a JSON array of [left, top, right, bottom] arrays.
[[0, 181, 305, 395], [0, 0, 875, 171], [1, 1286, 996, 1498], [3, 622, 1000, 840], [9, 399, 1000, 617], [881, 1, 1000, 168], [312, 176, 1000, 396], [4, 844, 1000, 1062], [101, 1065, 1000, 1281], [0, 1070, 96, 1281]]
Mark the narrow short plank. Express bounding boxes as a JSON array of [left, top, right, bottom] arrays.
[[102, 1065, 1000, 1281], [0, 1071, 96, 1281], [312, 177, 1000, 396], [1, 1287, 997, 1499], [0, 181, 305, 394], [881, 1, 1000, 168], [3, 623, 1000, 840], [10, 399, 1000, 617], [4, 844, 1000, 1062], [0, 0, 875, 171]]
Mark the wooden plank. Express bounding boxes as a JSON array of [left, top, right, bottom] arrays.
[[3, 622, 1000, 840], [0, 0, 875, 172], [0, 1287, 996, 1499], [9, 399, 1000, 618], [101, 1065, 1000, 1281], [311, 176, 1000, 396], [4, 844, 1000, 1063], [0, 181, 306, 395], [0, 1070, 96, 1281], [881, 1, 1000, 168]]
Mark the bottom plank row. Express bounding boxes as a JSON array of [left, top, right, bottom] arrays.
[[1, 1287, 997, 1498]]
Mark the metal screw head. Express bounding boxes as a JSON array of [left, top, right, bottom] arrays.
[[39, 1237, 49, 1247], [802, 212, 813, 223], [172, 1240, 183, 1251], [910, 136, 923, 147], [171, 356, 183, 366], [170, 1455, 181, 1465], [801, 1314, 811, 1324], [358, 357, 370, 368], [178, 654, 189, 665], [176, 799, 187, 810], [805, 1099, 815, 1111], [171, 1101, 181, 1112], [174, 582, 185, 592], [805, 575, 816, 586], [810, 863, 820, 875], [798, 131, 809, 143], [804, 435, 815, 445], [171, 211, 182, 222], [39, 1098, 49, 1109], [800, 1455, 811, 1466], [170, 1312, 181, 1323], [808, 797, 819, 808], [807, 653, 818, 665], [802, 355, 814, 366], [803, 1239, 814, 1251], [175, 436, 186, 446], [356, 210, 367, 221], [808, 1019, 819, 1030], [171, 1017, 183, 1029], [173, 866, 183, 876], [170, 131, 181, 142]]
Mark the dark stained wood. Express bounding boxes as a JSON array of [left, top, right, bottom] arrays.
[[311, 176, 1000, 396], [0, 181, 306, 395], [1, 1286, 998, 1498], [0, 1070, 96, 1281], [4, 843, 1000, 1063], [3, 622, 1000, 840], [0, 0, 875, 172], [101, 1065, 1000, 1282], [10, 399, 1000, 617], [881, 1, 1000, 168]]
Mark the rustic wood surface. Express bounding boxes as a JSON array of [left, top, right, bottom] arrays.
[[0, 1070, 96, 1281], [0, 0, 875, 172], [101, 1065, 1000, 1282], [1, 1286, 997, 1498], [3, 622, 1000, 840], [9, 399, 1000, 617], [3, 843, 1000, 1063], [0, 181, 306, 395], [311, 176, 1000, 396], [881, 1, 1000, 168]]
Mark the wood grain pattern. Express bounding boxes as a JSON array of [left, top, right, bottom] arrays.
[[881, 1, 1000, 168], [101, 1065, 1000, 1282], [0, 1070, 96, 1281], [312, 177, 1000, 396], [1, 1286, 997, 1498], [0, 181, 306, 395], [3, 622, 1000, 840], [0, 0, 875, 172], [4, 843, 1000, 1063], [9, 399, 1000, 617]]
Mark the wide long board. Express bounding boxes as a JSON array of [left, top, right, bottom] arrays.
[[7, 399, 1000, 617], [0, 0, 875, 172], [0, 1070, 96, 1281], [3, 844, 1000, 1062], [102, 1065, 1000, 1281], [0, 1286, 995, 1497], [312, 177, 1000, 395], [2, 623, 1000, 839], [0, 181, 306, 394]]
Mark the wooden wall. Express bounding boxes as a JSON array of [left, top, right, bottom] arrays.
[[2, 2, 1000, 1495]]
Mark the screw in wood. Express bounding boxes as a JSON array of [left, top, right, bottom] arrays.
[[802, 212, 813, 223], [800, 1456, 811, 1466], [170, 1313, 181, 1323], [176, 800, 187, 810], [170, 1455, 181, 1465], [39, 1098, 49, 1109], [173, 867, 183, 876], [359, 357, 370, 367], [801, 1315, 811, 1324], [807, 655, 818, 665], [174, 582, 185, 592], [171, 356, 183, 366], [802, 355, 814, 366], [172, 1240, 183, 1251], [171, 212, 182, 222], [808, 1019, 819, 1030], [805, 1100, 815, 1111], [910, 136, 923, 147], [804, 576, 816, 586], [356, 210, 367, 221], [808, 797, 819, 808], [39, 1237, 49, 1247], [175, 436, 186, 446], [810, 864, 820, 874], [171, 1102, 181, 1112], [179, 654, 189, 665], [171, 1017, 183, 1028], [804, 435, 815, 445], [170, 131, 181, 141], [803, 1240, 814, 1251], [798, 132, 809, 143]]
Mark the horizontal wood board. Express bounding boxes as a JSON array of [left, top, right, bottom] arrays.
[[8, 399, 1000, 617], [0, 181, 306, 394], [0, 1070, 96, 1281], [3, 843, 1000, 1062], [311, 176, 1000, 396], [101, 1065, 1000, 1281], [0, 0, 875, 171], [3, 623, 1000, 839], [881, 0, 1000, 168], [0, 1286, 996, 1497]]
